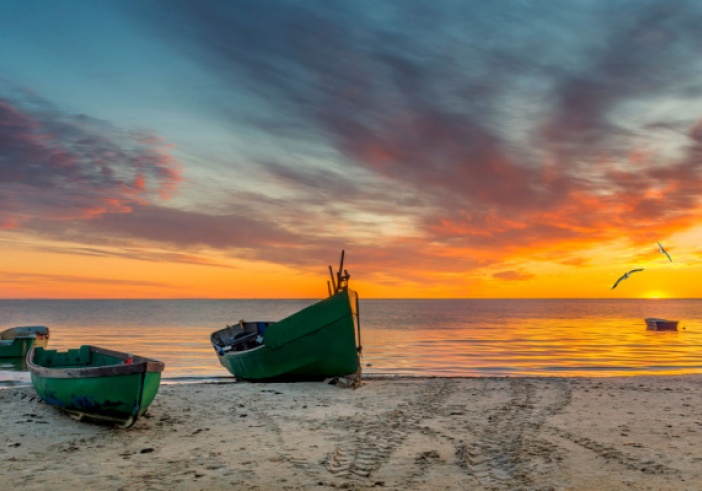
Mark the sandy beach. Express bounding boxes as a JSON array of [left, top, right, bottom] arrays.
[[2, 376, 702, 490]]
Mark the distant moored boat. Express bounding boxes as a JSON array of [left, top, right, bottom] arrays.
[[645, 318, 679, 331]]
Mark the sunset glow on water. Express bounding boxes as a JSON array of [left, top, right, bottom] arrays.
[[2, 298, 702, 386], [361, 299, 702, 377]]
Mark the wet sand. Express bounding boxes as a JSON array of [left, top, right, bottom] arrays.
[[2, 376, 702, 490]]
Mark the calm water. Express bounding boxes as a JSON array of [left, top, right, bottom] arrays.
[[2, 298, 702, 386]]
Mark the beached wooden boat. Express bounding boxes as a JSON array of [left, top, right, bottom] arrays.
[[0, 325, 49, 358], [211, 252, 362, 382], [645, 318, 679, 331], [27, 345, 165, 427]]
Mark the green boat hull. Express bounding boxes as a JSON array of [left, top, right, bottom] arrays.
[[212, 289, 361, 381], [0, 325, 49, 358], [28, 345, 165, 427], [0, 337, 37, 358]]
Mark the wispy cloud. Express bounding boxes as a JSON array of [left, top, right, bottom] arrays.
[[0, 84, 181, 229], [0, 270, 172, 288], [5, 1, 702, 293], [492, 270, 536, 282], [139, 1, 702, 271], [16, 242, 238, 269]]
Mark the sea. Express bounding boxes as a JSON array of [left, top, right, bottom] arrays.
[[2, 298, 702, 387]]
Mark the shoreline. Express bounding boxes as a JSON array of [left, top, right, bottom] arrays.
[[5, 370, 702, 388], [2, 375, 702, 490]]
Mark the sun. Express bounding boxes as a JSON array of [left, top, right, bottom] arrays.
[[643, 291, 667, 299]]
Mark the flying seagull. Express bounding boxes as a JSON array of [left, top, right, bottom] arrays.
[[657, 242, 672, 262], [611, 269, 644, 290]]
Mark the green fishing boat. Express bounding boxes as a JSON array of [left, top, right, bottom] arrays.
[[210, 252, 362, 382], [0, 325, 49, 358], [27, 345, 165, 427]]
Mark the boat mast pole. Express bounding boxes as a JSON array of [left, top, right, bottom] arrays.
[[336, 250, 349, 292], [337, 250, 345, 292], [328, 266, 337, 293]]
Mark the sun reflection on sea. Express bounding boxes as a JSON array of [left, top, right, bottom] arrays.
[[2, 298, 702, 385], [359, 298, 702, 378]]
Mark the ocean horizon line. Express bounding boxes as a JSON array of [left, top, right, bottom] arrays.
[[0, 297, 701, 301]]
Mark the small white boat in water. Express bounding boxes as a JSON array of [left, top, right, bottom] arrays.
[[644, 318, 679, 331]]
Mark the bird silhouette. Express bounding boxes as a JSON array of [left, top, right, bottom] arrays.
[[657, 242, 672, 262], [611, 269, 644, 290]]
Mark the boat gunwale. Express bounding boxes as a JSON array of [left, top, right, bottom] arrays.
[[0, 325, 49, 345], [27, 345, 165, 379], [0, 334, 41, 342]]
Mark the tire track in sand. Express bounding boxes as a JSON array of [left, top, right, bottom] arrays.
[[325, 379, 456, 485], [455, 378, 572, 490], [544, 381, 678, 478]]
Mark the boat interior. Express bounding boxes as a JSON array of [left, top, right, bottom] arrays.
[[211, 321, 274, 354], [33, 346, 123, 368]]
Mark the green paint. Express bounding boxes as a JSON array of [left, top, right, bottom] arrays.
[[213, 289, 361, 381], [29, 346, 164, 427]]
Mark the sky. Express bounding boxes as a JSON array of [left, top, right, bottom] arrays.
[[2, 0, 702, 299]]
